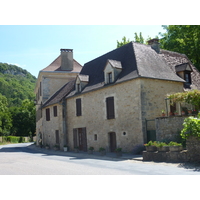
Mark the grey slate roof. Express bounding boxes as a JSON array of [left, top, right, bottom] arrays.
[[67, 41, 187, 96], [43, 80, 75, 108]]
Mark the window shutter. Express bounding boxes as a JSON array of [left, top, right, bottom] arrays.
[[76, 98, 82, 116], [46, 108, 50, 121], [73, 128, 78, 148], [82, 127, 87, 152], [106, 97, 115, 119], [55, 130, 59, 144], [53, 106, 57, 117]]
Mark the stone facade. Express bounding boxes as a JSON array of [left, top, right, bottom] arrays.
[[66, 78, 184, 152], [67, 78, 143, 152]]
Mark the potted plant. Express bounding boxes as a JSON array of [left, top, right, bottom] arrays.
[[188, 109, 192, 115], [74, 146, 79, 153], [144, 141, 157, 152], [181, 110, 185, 115], [45, 144, 50, 149], [115, 147, 122, 157], [174, 110, 178, 116], [88, 146, 94, 154], [169, 111, 173, 116], [161, 110, 166, 117], [54, 144, 60, 151], [99, 147, 106, 156], [168, 141, 182, 152], [63, 145, 68, 152], [156, 142, 169, 152]]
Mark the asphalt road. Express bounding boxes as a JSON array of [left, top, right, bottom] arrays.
[[0, 143, 200, 175]]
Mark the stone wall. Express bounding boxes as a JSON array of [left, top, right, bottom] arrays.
[[66, 78, 143, 152], [140, 78, 183, 142], [155, 116, 187, 142], [186, 136, 200, 162]]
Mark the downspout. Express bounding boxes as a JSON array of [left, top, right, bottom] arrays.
[[62, 99, 68, 148]]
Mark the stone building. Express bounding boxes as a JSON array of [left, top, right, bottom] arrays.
[[35, 39, 200, 152]]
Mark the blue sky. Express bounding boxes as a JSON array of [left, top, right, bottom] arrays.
[[0, 25, 165, 77]]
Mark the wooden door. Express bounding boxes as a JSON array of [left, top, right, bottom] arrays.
[[109, 132, 116, 152], [73, 128, 87, 152]]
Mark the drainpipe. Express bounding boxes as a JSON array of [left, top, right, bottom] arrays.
[[165, 98, 169, 117], [62, 99, 68, 147]]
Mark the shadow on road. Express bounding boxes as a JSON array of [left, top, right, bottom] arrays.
[[0, 143, 126, 162]]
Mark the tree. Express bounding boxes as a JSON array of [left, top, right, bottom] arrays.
[[10, 99, 36, 138], [134, 32, 145, 44], [117, 36, 130, 48], [0, 94, 12, 135], [159, 25, 200, 71]]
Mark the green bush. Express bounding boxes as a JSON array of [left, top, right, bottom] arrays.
[[2, 136, 26, 143], [181, 114, 200, 139]]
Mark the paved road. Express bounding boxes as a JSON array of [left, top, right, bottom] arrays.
[[0, 143, 200, 175]]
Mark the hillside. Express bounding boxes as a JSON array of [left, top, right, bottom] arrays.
[[0, 62, 36, 107]]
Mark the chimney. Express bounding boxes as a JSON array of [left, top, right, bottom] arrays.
[[147, 38, 160, 53], [60, 49, 73, 71]]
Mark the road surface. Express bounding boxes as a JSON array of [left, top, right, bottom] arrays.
[[0, 143, 200, 175]]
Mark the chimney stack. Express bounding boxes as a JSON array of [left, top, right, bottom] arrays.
[[60, 49, 73, 71], [147, 38, 160, 53]]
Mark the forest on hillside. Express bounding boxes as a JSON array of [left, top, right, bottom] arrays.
[[0, 63, 36, 137]]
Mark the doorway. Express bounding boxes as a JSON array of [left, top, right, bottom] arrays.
[[109, 132, 117, 152], [73, 128, 87, 151]]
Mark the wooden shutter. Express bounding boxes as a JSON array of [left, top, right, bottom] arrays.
[[46, 108, 50, 121], [106, 97, 115, 119], [76, 98, 82, 116], [53, 106, 57, 117], [73, 128, 78, 148], [55, 130, 59, 144], [82, 127, 87, 152]]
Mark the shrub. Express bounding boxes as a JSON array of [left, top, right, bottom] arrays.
[[181, 114, 200, 139]]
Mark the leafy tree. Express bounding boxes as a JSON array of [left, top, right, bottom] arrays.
[[10, 99, 36, 138], [117, 36, 130, 48], [134, 32, 145, 44], [159, 25, 200, 71], [0, 94, 12, 136]]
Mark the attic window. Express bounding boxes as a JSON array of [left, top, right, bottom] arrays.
[[184, 71, 191, 84], [108, 72, 113, 84], [77, 83, 81, 93]]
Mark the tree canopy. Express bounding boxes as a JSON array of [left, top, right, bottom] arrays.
[[159, 25, 200, 71], [117, 32, 149, 48], [0, 63, 36, 137]]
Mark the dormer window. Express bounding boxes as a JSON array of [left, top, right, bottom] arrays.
[[175, 63, 193, 88], [104, 59, 122, 85], [75, 74, 89, 93]]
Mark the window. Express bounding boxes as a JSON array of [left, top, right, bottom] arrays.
[[77, 83, 81, 93], [76, 98, 82, 116], [53, 106, 57, 117], [94, 134, 97, 141], [106, 97, 115, 119], [184, 71, 191, 84], [55, 130, 59, 144], [108, 72, 112, 84], [46, 108, 50, 121]]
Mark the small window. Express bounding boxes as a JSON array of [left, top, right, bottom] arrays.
[[94, 134, 97, 141], [76, 98, 82, 116], [46, 108, 50, 121], [77, 83, 81, 93], [53, 106, 57, 117], [184, 71, 191, 84], [108, 72, 112, 83], [106, 97, 115, 119]]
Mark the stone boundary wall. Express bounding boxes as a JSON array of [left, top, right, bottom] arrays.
[[155, 116, 188, 142]]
